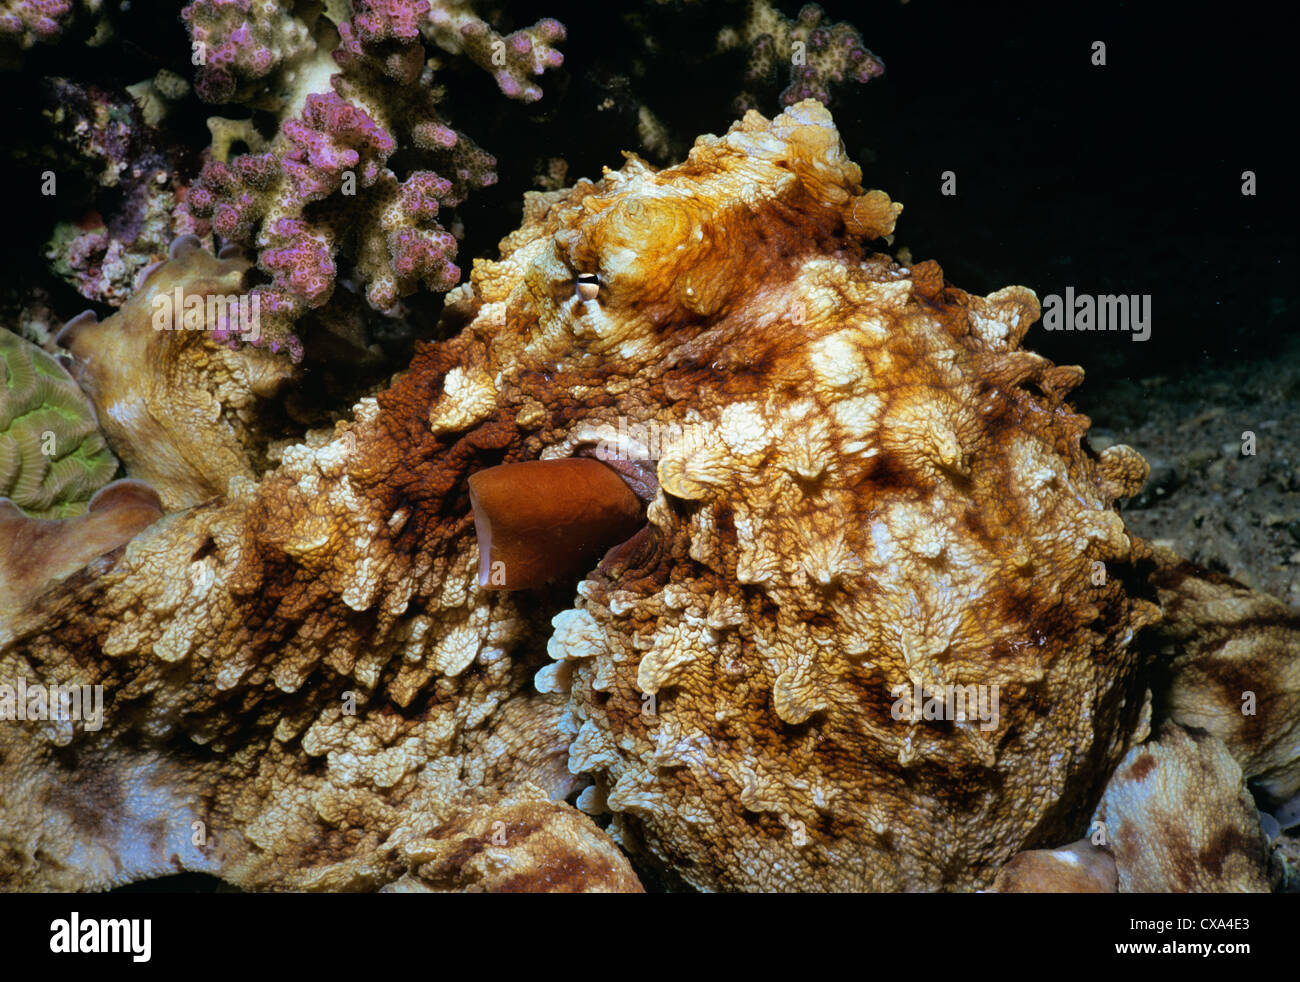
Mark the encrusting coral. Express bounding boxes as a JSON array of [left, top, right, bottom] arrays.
[[2, 100, 1297, 892], [0, 327, 117, 519]]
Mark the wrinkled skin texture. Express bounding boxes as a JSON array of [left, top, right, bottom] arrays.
[[2, 102, 1296, 892], [522, 103, 1160, 891], [60, 239, 295, 512], [381, 784, 643, 892], [1093, 724, 1271, 892]]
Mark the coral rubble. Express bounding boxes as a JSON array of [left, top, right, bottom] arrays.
[[41, 78, 197, 307]]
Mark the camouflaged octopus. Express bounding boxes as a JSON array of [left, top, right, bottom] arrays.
[[2, 101, 1297, 892]]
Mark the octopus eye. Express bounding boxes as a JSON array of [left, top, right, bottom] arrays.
[[468, 459, 644, 590], [576, 273, 600, 302]]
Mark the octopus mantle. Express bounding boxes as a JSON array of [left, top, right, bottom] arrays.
[[2, 101, 1293, 892]]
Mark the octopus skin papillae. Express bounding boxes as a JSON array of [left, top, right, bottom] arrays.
[[1, 100, 1296, 893]]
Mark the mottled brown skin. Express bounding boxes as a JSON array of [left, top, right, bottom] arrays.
[[991, 838, 1117, 893], [384, 786, 643, 893], [1, 101, 1295, 892], [0, 271, 637, 890], [496, 102, 1161, 890], [1146, 549, 1300, 808], [1093, 725, 1271, 892], [0, 481, 163, 634]]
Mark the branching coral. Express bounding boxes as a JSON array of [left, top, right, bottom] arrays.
[[423, 0, 565, 103], [0, 0, 72, 47], [189, 86, 492, 341], [718, 0, 885, 111], [181, 0, 546, 348], [180, 0, 317, 106], [0, 0, 103, 50], [0, 328, 116, 518], [335, 0, 429, 84]]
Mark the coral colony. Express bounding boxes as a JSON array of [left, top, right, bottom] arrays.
[[0, 1, 1297, 895]]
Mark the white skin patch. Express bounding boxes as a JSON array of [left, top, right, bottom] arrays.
[[810, 332, 866, 389], [719, 403, 769, 455]]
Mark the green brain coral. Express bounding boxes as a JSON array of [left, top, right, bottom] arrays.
[[0, 328, 117, 518]]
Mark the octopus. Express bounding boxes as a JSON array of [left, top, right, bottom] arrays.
[[1, 100, 1296, 892]]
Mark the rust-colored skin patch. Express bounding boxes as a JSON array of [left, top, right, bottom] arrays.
[[1, 101, 1295, 892]]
